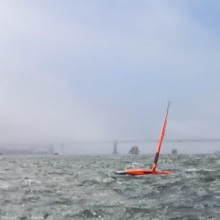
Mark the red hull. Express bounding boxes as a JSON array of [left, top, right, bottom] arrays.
[[125, 169, 172, 175]]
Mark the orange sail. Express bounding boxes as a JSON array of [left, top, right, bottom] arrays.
[[151, 102, 170, 171], [115, 102, 172, 176]]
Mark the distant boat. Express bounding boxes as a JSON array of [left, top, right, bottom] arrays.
[[54, 150, 63, 155], [129, 146, 140, 154], [171, 149, 177, 154]]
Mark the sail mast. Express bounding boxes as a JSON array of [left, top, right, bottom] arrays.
[[151, 102, 170, 171]]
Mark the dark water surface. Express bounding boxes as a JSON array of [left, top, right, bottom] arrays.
[[0, 154, 220, 220]]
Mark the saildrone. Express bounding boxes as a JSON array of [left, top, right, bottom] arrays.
[[115, 102, 172, 175]]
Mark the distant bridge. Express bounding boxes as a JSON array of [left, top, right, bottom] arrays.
[[62, 138, 220, 154], [0, 139, 218, 155], [34, 148, 50, 154], [29, 145, 54, 154]]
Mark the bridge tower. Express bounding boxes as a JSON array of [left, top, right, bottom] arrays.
[[113, 140, 118, 154]]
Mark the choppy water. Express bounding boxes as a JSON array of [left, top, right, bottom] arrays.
[[0, 154, 220, 220]]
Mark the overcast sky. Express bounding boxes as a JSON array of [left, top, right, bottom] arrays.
[[1, 1, 220, 153]]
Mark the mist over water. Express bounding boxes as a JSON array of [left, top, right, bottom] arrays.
[[1, 1, 220, 153], [1, 154, 220, 219]]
